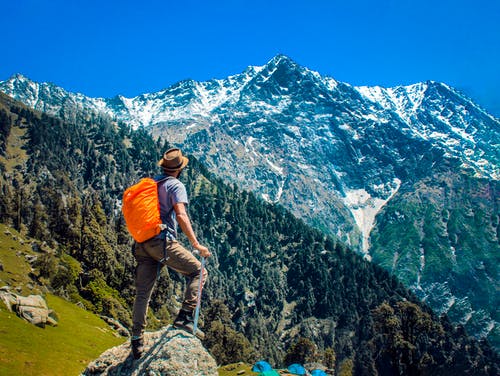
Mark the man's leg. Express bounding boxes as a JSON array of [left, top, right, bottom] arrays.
[[165, 241, 208, 336], [131, 237, 169, 337], [131, 255, 158, 337], [131, 240, 163, 358]]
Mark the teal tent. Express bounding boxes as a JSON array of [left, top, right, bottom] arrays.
[[287, 363, 306, 375], [311, 370, 328, 376], [252, 360, 273, 372], [259, 371, 280, 376]]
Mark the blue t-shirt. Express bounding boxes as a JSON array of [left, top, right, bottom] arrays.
[[156, 175, 188, 240]]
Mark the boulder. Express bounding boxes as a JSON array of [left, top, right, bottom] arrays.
[[83, 326, 218, 376], [15, 294, 58, 327], [0, 291, 58, 327]]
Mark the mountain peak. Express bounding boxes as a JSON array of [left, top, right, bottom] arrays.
[[268, 53, 296, 65], [9, 73, 31, 82], [264, 54, 302, 72], [3, 73, 35, 88]]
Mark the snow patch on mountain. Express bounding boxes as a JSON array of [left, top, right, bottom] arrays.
[[266, 157, 284, 175], [343, 178, 401, 255], [262, 179, 285, 204]]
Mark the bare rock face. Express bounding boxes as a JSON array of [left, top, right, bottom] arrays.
[[83, 326, 218, 376]]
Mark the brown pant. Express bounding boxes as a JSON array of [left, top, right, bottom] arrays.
[[131, 238, 208, 337]]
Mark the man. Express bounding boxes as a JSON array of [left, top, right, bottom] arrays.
[[131, 148, 210, 359]]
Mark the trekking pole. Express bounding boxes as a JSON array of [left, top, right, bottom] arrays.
[[193, 255, 206, 337]]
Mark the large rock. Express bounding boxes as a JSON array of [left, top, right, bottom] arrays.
[[15, 294, 58, 327], [83, 326, 218, 376], [0, 290, 58, 327]]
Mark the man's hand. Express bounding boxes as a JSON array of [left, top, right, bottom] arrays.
[[193, 243, 211, 258]]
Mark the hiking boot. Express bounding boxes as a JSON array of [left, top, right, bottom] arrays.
[[173, 309, 205, 340], [131, 336, 144, 359]]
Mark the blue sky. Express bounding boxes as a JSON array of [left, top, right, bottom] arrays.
[[2, 0, 499, 115]]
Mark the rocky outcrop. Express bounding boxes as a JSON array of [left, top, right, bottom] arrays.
[[83, 326, 218, 376], [0, 288, 58, 327]]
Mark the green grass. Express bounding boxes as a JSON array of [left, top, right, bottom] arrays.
[[0, 224, 125, 375], [0, 224, 41, 295], [0, 295, 125, 375], [218, 362, 258, 376]]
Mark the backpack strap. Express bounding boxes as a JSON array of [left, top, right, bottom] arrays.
[[155, 175, 176, 237], [154, 175, 175, 280]]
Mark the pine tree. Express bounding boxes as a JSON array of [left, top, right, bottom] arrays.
[[284, 337, 318, 365]]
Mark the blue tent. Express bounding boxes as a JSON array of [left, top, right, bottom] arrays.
[[252, 360, 273, 372], [311, 370, 328, 376], [259, 371, 280, 376], [287, 363, 307, 375]]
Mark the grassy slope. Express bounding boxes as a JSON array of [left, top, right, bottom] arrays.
[[0, 296, 124, 375], [0, 224, 125, 375], [0, 225, 39, 296], [218, 362, 257, 375]]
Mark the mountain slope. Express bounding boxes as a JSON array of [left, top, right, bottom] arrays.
[[0, 224, 124, 375], [370, 168, 499, 346], [1, 92, 498, 373], [1, 55, 499, 349]]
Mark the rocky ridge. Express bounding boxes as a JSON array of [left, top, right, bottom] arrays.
[[83, 327, 218, 376]]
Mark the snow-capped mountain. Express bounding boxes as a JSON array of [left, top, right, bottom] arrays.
[[1, 55, 499, 348], [3, 58, 497, 248]]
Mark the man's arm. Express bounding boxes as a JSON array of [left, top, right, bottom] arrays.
[[174, 202, 211, 258]]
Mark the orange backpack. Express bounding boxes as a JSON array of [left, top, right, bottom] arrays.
[[122, 177, 169, 243]]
